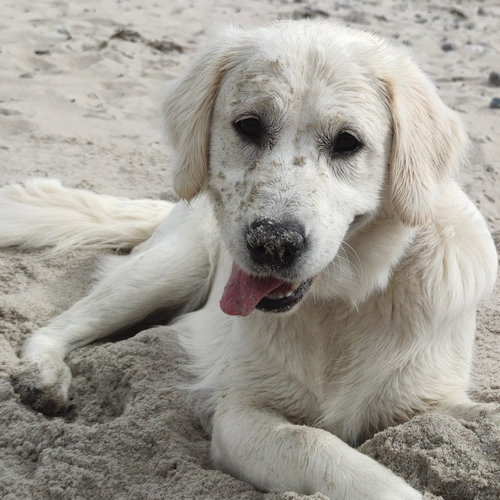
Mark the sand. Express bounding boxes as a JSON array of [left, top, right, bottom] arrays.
[[1, 1, 500, 499]]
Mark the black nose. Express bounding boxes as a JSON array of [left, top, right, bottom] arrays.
[[246, 218, 307, 270]]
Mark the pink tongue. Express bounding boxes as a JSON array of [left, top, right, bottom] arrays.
[[220, 262, 285, 316]]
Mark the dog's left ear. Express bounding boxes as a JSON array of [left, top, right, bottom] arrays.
[[163, 29, 250, 201], [377, 48, 469, 227]]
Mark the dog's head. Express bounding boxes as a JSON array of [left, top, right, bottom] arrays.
[[163, 21, 468, 316]]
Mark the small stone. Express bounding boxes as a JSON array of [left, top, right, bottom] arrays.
[[441, 43, 456, 52], [19, 72, 33, 78], [57, 28, 72, 40], [488, 72, 500, 87], [292, 8, 330, 20], [414, 14, 427, 24], [489, 98, 500, 109], [449, 8, 468, 20], [111, 28, 143, 43], [0, 108, 21, 116], [148, 39, 184, 53]]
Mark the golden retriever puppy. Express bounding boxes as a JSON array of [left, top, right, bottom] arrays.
[[1, 20, 497, 500]]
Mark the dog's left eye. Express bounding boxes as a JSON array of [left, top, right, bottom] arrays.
[[234, 118, 263, 142], [332, 132, 360, 154]]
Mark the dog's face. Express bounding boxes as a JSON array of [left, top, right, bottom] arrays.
[[208, 52, 391, 314], [163, 21, 468, 316]]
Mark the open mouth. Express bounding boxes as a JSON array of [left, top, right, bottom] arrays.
[[256, 278, 313, 313], [220, 262, 314, 316]]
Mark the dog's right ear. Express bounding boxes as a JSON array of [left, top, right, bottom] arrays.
[[163, 29, 250, 201]]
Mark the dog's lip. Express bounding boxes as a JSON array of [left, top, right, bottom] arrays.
[[256, 278, 313, 313]]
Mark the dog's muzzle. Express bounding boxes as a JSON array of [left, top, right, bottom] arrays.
[[219, 219, 313, 317]]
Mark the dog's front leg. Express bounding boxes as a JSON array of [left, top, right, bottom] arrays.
[[211, 399, 422, 500], [13, 201, 216, 414]]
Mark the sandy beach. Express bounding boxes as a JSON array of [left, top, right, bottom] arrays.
[[1, 1, 500, 499]]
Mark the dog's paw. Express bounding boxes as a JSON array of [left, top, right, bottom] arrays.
[[11, 355, 72, 415], [484, 403, 500, 425], [373, 471, 423, 500], [351, 453, 423, 500], [389, 487, 424, 500], [441, 401, 500, 427], [469, 402, 500, 427]]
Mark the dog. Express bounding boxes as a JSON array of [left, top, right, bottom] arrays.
[[1, 20, 498, 500]]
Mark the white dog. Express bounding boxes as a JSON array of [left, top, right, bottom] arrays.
[[1, 20, 498, 500]]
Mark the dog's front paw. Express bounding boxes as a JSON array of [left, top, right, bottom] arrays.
[[11, 355, 72, 415], [482, 403, 500, 427], [347, 451, 423, 500], [386, 484, 424, 500], [369, 468, 423, 500], [441, 401, 500, 427]]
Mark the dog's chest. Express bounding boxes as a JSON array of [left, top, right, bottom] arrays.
[[244, 303, 425, 443]]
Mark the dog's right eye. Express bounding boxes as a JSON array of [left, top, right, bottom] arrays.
[[234, 118, 263, 143], [333, 132, 360, 154]]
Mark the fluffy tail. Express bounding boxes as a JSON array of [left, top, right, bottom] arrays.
[[0, 179, 174, 251]]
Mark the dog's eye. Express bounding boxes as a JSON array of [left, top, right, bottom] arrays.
[[234, 118, 263, 142], [333, 132, 360, 154]]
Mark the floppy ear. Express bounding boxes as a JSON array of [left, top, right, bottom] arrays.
[[163, 29, 250, 200], [378, 50, 469, 227]]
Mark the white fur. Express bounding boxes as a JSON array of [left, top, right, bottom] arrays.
[[1, 20, 498, 500], [0, 179, 174, 251]]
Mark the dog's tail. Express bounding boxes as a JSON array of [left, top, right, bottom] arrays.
[[0, 179, 174, 251]]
